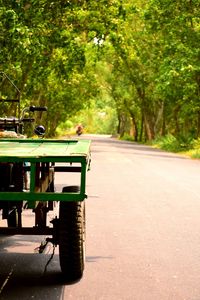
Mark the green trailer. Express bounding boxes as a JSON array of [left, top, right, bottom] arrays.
[[0, 138, 91, 281]]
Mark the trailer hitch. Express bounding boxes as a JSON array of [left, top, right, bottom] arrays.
[[34, 216, 59, 254]]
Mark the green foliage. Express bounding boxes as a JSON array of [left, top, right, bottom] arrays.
[[0, 0, 199, 141], [120, 134, 135, 142], [55, 120, 74, 137], [152, 135, 180, 152], [191, 138, 200, 149], [187, 149, 200, 159], [187, 138, 200, 159], [68, 101, 118, 135], [0, 0, 122, 135], [152, 134, 195, 152], [93, 107, 118, 134], [150, 135, 200, 159]]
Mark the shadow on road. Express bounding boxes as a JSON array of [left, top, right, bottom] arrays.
[[0, 234, 73, 299], [0, 234, 111, 299], [0, 252, 63, 299]]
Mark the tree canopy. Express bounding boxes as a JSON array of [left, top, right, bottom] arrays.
[[0, 0, 199, 139]]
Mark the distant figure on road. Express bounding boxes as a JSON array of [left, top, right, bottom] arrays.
[[76, 123, 83, 136]]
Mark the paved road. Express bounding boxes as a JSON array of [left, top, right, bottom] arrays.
[[1, 136, 200, 299]]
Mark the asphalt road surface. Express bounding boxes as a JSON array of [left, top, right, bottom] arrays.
[[1, 135, 200, 300]]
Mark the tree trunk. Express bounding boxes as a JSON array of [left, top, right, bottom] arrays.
[[197, 111, 200, 138], [143, 113, 155, 141], [154, 101, 164, 137], [137, 88, 155, 141], [119, 113, 126, 137], [129, 113, 138, 141], [173, 105, 180, 136], [161, 103, 166, 136], [139, 114, 144, 142]]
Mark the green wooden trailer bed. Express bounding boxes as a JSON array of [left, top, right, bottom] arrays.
[[0, 138, 91, 281]]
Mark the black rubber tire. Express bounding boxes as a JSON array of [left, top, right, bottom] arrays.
[[59, 186, 85, 282], [7, 209, 18, 227]]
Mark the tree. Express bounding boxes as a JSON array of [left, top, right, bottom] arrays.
[[144, 0, 200, 137], [0, 0, 122, 135]]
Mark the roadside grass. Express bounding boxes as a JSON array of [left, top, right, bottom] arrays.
[[120, 134, 200, 159], [120, 134, 135, 142], [186, 149, 200, 159], [151, 134, 200, 159]]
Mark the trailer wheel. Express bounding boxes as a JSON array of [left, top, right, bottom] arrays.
[[7, 209, 18, 227], [59, 186, 85, 281]]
